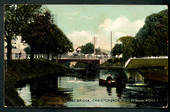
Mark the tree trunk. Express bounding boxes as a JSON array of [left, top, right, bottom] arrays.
[[51, 54, 54, 60], [47, 53, 50, 61], [6, 36, 12, 65], [30, 48, 34, 65]]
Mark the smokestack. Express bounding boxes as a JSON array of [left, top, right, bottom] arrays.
[[94, 36, 96, 55]]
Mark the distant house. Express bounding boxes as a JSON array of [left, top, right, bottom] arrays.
[[4, 48, 27, 59], [115, 54, 122, 58]]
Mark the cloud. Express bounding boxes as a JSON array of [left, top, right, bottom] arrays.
[[97, 16, 144, 49], [67, 16, 144, 51], [67, 30, 113, 50], [98, 16, 144, 37], [67, 31, 93, 49]]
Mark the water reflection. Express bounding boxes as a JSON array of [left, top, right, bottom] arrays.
[[17, 84, 32, 106], [106, 87, 112, 96], [116, 87, 123, 98], [105, 83, 124, 98], [16, 69, 168, 107], [31, 88, 72, 107]]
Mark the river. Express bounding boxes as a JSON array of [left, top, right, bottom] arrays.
[[16, 69, 168, 108]]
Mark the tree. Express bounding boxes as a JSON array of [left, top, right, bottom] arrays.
[[21, 10, 73, 61], [95, 48, 101, 55], [135, 9, 168, 57], [5, 5, 19, 64], [21, 10, 53, 61], [81, 42, 94, 54], [111, 44, 122, 56], [117, 36, 136, 62], [46, 24, 73, 59], [24, 46, 31, 55], [4, 4, 42, 64]]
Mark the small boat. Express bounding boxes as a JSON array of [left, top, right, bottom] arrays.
[[99, 79, 126, 88], [99, 79, 116, 87]]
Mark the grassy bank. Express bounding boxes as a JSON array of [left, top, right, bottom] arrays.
[[102, 58, 124, 66], [5, 59, 69, 106]]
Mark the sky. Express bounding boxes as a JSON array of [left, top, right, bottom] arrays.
[[43, 5, 167, 51], [12, 5, 167, 51]]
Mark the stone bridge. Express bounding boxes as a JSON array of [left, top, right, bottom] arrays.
[[57, 55, 110, 65], [58, 58, 100, 65]]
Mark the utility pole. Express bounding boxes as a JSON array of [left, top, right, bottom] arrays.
[[94, 36, 96, 55]]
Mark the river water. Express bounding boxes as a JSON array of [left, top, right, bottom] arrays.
[[16, 69, 168, 108]]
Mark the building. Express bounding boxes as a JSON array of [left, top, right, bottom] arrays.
[[4, 48, 27, 59]]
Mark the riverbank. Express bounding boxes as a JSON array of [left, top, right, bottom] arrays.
[[101, 58, 124, 67], [5, 59, 70, 106]]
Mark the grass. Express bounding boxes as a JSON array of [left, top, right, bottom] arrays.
[[101, 58, 124, 66], [125, 58, 168, 69]]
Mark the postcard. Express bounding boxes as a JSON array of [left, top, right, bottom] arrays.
[[4, 4, 168, 108]]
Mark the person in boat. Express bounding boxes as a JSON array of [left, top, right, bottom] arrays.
[[115, 74, 124, 98], [115, 74, 126, 88], [106, 74, 113, 84], [115, 74, 123, 84], [106, 74, 113, 95]]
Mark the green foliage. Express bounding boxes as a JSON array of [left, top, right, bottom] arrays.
[[95, 48, 101, 54], [21, 10, 53, 54], [24, 46, 31, 54], [111, 44, 122, 56], [114, 9, 168, 63], [118, 36, 136, 62], [5, 5, 42, 63], [102, 58, 123, 66], [21, 9, 73, 60], [5, 4, 73, 62], [74, 62, 88, 68], [81, 42, 94, 54], [135, 9, 168, 57], [7, 59, 68, 77]]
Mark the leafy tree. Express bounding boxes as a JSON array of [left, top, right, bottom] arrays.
[[111, 44, 122, 56], [21, 10, 53, 61], [118, 36, 136, 62], [4, 4, 42, 64], [5, 5, 19, 64], [95, 48, 101, 55], [24, 46, 31, 55], [21, 10, 73, 61], [81, 42, 94, 54], [46, 24, 73, 59], [135, 9, 168, 57]]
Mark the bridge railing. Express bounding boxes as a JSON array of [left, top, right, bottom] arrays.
[[60, 54, 111, 64], [60, 54, 110, 59]]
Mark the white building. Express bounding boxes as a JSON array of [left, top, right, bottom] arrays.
[[4, 48, 27, 59], [4, 36, 29, 59]]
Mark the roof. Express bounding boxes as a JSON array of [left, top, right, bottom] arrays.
[[124, 56, 168, 69]]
